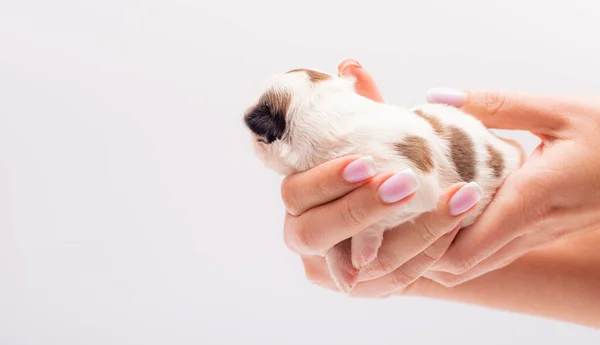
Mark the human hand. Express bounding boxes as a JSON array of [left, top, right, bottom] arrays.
[[423, 88, 600, 286], [281, 59, 486, 296]]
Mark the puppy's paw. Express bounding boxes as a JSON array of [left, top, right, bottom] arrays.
[[325, 241, 359, 293], [351, 229, 384, 270], [351, 244, 378, 270]]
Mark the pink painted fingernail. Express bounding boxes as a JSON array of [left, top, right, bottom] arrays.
[[448, 182, 483, 216], [378, 169, 420, 204], [342, 156, 378, 183], [426, 88, 467, 107]]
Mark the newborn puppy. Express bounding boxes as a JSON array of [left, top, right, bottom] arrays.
[[243, 67, 524, 292]]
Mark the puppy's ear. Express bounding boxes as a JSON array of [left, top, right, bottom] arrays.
[[244, 91, 290, 144]]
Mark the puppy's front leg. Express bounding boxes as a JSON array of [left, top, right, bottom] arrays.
[[351, 226, 385, 269], [350, 171, 441, 270], [325, 240, 359, 293]]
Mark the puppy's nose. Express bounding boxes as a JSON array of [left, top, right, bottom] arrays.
[[244, 103, 287, 144]]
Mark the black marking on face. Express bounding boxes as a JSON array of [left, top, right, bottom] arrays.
[[244, 102, 287, 144]]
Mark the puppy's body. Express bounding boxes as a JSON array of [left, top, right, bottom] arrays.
[[243, 68, 523, 291]]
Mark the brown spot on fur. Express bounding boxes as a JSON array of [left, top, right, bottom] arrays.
[[286, 68, 331, 83], [414, 109, 445, 135], [261, 89, 291, 115], [488, 129, 526, 166], [394, 135, 434, 173], [486, 144, 504, 178], [448, 126, 477, 182]]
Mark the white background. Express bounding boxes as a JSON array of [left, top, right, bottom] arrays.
[[1, 0, 600, 344]]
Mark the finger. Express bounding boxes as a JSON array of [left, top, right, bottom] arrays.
[[425, 88, 572, 134], [392, 276, 438, 297], [357, 181, 483, 281], [430, 172, 538, 274], [281, 155, 377, 216], [284, 169, 420, 255], [338, 59, 385, 103], [349, 226, 460, 298], [424, 233, 539, 287], [429, 206, 600, 287]]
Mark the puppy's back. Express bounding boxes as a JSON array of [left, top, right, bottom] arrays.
[[407, 103, 524, 225]]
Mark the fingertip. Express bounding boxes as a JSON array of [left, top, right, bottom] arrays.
[[426, 88, 468, 107], [437, 182, 469, 205], [341, 156, 379, 184], [337, 58, 384, 103], [426, 182, 480, 236], [447, 182, 483, 217], [338, 58, 363, 75], [377, 168, 421, 204]]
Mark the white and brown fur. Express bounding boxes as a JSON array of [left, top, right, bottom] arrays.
[[243, 68, 524, 291]]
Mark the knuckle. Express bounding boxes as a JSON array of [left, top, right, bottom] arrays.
[[452, 255, 478, 275], [391, 267, 416, 288], [283, 219, 297, 252], [303, 262, 321, 284], [530, 213, 551, 234], [484, 91, 507, 116], [280, 182, 302, 216], [507, 171, 552, 223], [341, 195, 365, 228], [531, 215, 564, 244], [284, 219, 318, 253], [294, 226, 317, 253], [401, 279, 424, 296], [421, 246, 444, 262], [437, 275, 463, 288], [517, 169, 553, 191], [312, 177, 330, 201], [416, 219, 440, 243], [371, 252, 400, 276]]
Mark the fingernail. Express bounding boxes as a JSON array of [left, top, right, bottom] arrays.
[[342, 156, 378, 183], [448, 182, 483, 216], [378, 169, 420, 204], [345, 58, 362, 68], [340, 58, 363, 76], [426, 88, 467, 107]]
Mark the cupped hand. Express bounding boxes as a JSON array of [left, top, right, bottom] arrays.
[[280, 59, 485, 297], [422, 88, 600, 286]]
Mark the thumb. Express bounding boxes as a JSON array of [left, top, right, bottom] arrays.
[[425, 88, 572, 135]]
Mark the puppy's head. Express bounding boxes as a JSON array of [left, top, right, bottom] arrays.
[[243, 68, 358, 175]]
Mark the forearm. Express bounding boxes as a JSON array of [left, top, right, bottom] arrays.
[[403, 230, 600, 328]]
